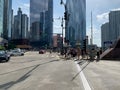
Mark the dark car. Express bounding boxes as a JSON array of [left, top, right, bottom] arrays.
[[0, 50, 10, 62], [39, 50, 46, 54]]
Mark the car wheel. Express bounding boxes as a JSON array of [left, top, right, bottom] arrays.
[[6, 57, 9, 62]]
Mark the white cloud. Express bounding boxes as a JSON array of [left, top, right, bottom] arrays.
[[96, 12, 109, 23], [111, 8, 120, 11], [21, 3, 29, 10], [96, 8, 120, 24]]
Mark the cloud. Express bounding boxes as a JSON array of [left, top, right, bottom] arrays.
[[96, 7, 120, 24], [111, 8, 120, 11], [21, 3, 30, 10], [96, 12, 109, 23]]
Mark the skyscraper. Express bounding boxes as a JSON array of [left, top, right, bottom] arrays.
[[13, 8, 29, 39], [22, 14, 29, 39], [66, 0, 86, 46], [109, 11, 120, 43], [0, 0, 4, 37], [3, 0, 12, 40], [101, 22, 110, 50], [30, 0, 53, 47]]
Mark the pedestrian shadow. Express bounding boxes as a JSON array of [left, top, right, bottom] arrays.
[[0, 64, 40, 90], [0, 59, 60, 89], [0, 59, 60, 76], [71, 61, 91, 81]]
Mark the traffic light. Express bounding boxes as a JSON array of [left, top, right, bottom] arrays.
[[64, 11, 67, 20], [83, 39, 86, 52]]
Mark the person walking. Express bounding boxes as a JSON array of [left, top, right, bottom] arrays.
[[77, 47, 81, 60]]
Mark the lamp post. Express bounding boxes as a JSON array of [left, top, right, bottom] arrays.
[[61, 17, 64, 48]]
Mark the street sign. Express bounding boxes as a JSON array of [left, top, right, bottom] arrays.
[[104, 41, 112, 44]]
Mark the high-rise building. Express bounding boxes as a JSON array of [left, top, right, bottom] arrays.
[[109, 11, 120, 43], [17, 8, 22, 39], [101, 22, 110, 50], [66, 0, 86, 47], [13, 15, 19, 39], [3, 0, 12, 40], [30, 0, 53, 47], [22, 14, 29, 39], [31, 22, 40, 41], [13, 8, 29, 39], [0, 0, 4, 37], [11, 9, 14, 39]]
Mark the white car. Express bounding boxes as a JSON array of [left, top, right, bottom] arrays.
[[11, 50, 24, 56]]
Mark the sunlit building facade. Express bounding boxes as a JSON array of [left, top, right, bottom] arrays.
[[66, 0, 86, 46], [22, 14, 29, 39], [101, 22, 110, 50], [30, 0, 53, 47], [0, 0, 4, 37]]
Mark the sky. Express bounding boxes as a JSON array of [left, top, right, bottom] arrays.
[[12, 0, 120, 46]]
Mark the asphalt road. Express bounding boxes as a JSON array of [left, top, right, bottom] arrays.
[[0, 51, 84, 90], [0, 51, 120, 90], [82, 60, 120, 90]]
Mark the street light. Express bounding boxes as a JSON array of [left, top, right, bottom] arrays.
[[60, 0, 70, 55]]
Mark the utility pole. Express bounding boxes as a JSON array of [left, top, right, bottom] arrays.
[[61, 17, 64, 48]]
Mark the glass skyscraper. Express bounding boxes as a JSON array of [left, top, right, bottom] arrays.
[[66, 0, 86, 46], [3, 0, 12, 40], [13, 8, 29, 39], [30, 0, 53, 47], [0, 0, 4, 37]]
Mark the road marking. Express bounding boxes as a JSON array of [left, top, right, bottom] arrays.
[[75, 62, 91, 90]]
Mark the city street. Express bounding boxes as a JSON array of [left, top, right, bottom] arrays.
[[0, 52, 83, 90], [0, 51, 120, 90]]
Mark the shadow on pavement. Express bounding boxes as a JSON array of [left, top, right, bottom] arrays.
[[0, 59, 60, 76], [0, 64, 39, 90], [71, 61, 91, 81], [0, 59, 60, 90]]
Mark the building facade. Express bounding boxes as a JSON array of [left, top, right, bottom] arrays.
[[22, 14, 29, 39], [101, 22, 111, 50], [53, 34, 62, 48], [13, 8, 29, 39], [30, 0, 53, 47], [109, 11, 120, 43], [0, 0, 4, 37], [3, 0, 12, 40], [31, 22, 40, 41], [66, 0, 86, 47]]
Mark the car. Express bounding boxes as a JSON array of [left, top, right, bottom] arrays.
[[39, 50, 46, 54], [11, 50, 24, 56], [0, 50, 10, 62]]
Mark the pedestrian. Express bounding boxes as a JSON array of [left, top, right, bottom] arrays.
[[71, 48, 77, 59], [96, 50, 100, 61], [81, 49, 84, 59], [77, 47, 81, 60]]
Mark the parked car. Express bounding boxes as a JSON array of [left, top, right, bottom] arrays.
[[0, 50, 10, 62], [39, 50, 46, 54], [11, 50, 24, 56]]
